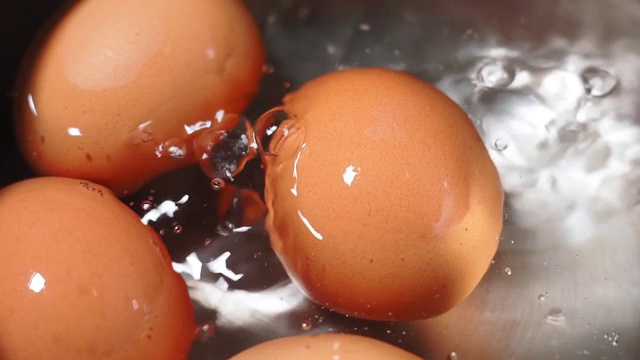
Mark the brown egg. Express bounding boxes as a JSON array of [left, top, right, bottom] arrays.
[[231, 333, 423, 359], [0, 177, 195, 359], [15, 0, 265, 196], [258, 67, 504, 321]]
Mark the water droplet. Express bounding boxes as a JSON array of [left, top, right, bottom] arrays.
[[173, 224, 183, 234], [196, 321, 215, 342], [580, 66, 618, 97], [211, 178, 226, 190], [538, 294, 546, 301], [195, 115, 258, 181], [493, 138, 508, 151], [448, 352, 459, 360], [504, 267, 512, 275], [262, 63, 275, 74], [141, 201, 153, 211], [475, 60, 516, 89], [545, 307, 565, 325], [359, 23, 371, 31], [301, 319, 313, 331], [155, 138, 187, 159], [605, 332, 620, 346]]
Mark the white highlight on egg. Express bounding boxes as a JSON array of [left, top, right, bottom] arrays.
[[342, 165, 361, 187], [184, 120, 212, 135], [28, 272, 46, 293], [298, 210, 324, 240], [291, 150, 303, 196], [27, 93, 38, 116], [66, 127, 82, 137]]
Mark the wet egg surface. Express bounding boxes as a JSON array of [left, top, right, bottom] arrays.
[[230, 333, 423, 359], [259, 67, 504, 321], [15, 0, 265, 196], [0, 177, 195, 359]]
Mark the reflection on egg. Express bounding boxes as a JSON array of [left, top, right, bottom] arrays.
[[0, 177, 195, 359], [15, 0, 265, 196], [230, 333, 423, 359], [259, 67, 504, 321]]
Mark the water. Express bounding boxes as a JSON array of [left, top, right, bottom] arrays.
[[545, 308, 566, 326], [580, 67, 619, 97], [475, 60, 517, 89], [156, 138, 187, 159], [156, 1, 640, 359], [195, 116, 258, 181]]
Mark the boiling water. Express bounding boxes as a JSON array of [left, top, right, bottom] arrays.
[[135, 1, 640, 359]]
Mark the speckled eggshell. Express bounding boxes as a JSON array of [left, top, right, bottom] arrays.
[[15, 0, 265, 196], [230, 333, 423, 360], [0, 177, 195, 359], [261, 67, 504, 321]]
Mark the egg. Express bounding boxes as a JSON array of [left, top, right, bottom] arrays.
[[258, 67, 504, 321], [15, 0, 265, 196], [230, 333, 423, 359], [0, 177, 195, 359]]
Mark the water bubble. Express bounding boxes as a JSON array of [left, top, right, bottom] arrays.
[[173, 224, 183, 234], [359, 23, 371, 31], [141, 201, 153, 211], [196, 115, 258, 181], [262, 64, 275, 74], [545, 307, 565, 326], [448, 352, 459, 360], [155, 138, 187, 159], [504, 267, 512, 275], [604, 332, 620, 346], [196, 321, 215, 342], [301, 319, 313, 331], [580, 66, 618, 97], [475, 60, 516, 89], [493, 138, 509, 152], [211, 178, 226, 191], [254, 107, 293, 155]]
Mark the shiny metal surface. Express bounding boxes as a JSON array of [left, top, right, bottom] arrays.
[[176, 1, 640, 358]]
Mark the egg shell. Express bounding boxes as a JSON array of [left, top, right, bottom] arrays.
[[261, 67, 504, 321], [0, 177, 195, 359], [230, 333, 423, 360], [15, 0, 265, 196]]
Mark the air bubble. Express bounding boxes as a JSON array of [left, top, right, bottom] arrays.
[[448, 352, 459, 360], [475, 60, 516, 89], [301, 319, 313, 331], [538, 294, 546, 301], [195, 114, 258, 181], [359, 23, 371, 31], [254, 107, 292, 154], [155, 138, 187, 159], [262, 64, 275, 74], [141, 201, 153, 211], [493, 138, 508, 151], [580, 66, 618, 97], [196, 321, 215, 342], [173, 224, 183, 234], [504, 267, 512, 275], [211, 178, 226, 190], [545, 307, 566, 326]]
